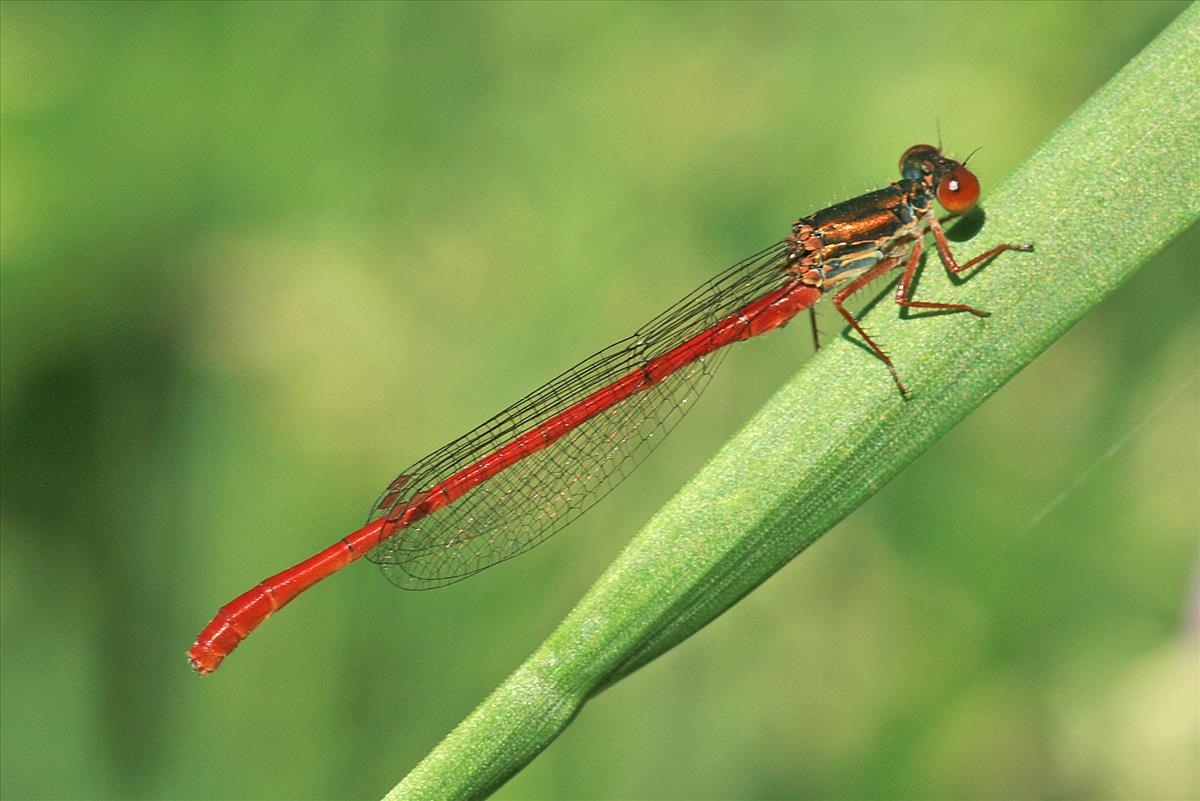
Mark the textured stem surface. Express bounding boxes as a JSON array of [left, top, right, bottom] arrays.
[[387, 8, 1200, 799]]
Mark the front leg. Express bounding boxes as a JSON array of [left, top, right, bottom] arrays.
[[927, 213, 1034, 274]]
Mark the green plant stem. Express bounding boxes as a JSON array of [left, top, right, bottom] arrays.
[[387, 8, 1199, 800]]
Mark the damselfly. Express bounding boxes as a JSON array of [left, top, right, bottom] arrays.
[[189, 143, 1032, 674]]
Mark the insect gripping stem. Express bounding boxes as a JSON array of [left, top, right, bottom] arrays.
[[189, 143, 1031, 673]]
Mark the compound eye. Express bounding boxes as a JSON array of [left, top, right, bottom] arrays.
[[900, 144, 938, 175], [936, 166, 980, 213]]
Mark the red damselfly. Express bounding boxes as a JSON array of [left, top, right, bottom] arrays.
[[189, 144, 1032, 674]]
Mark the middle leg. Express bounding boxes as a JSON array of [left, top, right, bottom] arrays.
[[893, 238, 990, 317]]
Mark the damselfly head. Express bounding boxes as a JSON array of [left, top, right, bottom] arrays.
[[899, 144, 981, 215]]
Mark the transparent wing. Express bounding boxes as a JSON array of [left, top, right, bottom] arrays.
[[366, 241, 795, 589]]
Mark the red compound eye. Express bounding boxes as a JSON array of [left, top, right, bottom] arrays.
[[936, 166, 980, 214]]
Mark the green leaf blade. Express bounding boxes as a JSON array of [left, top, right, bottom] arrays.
[[388, 7, 1200, 799]]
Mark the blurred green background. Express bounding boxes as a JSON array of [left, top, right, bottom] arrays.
[[2, 2, 1196, 800]]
